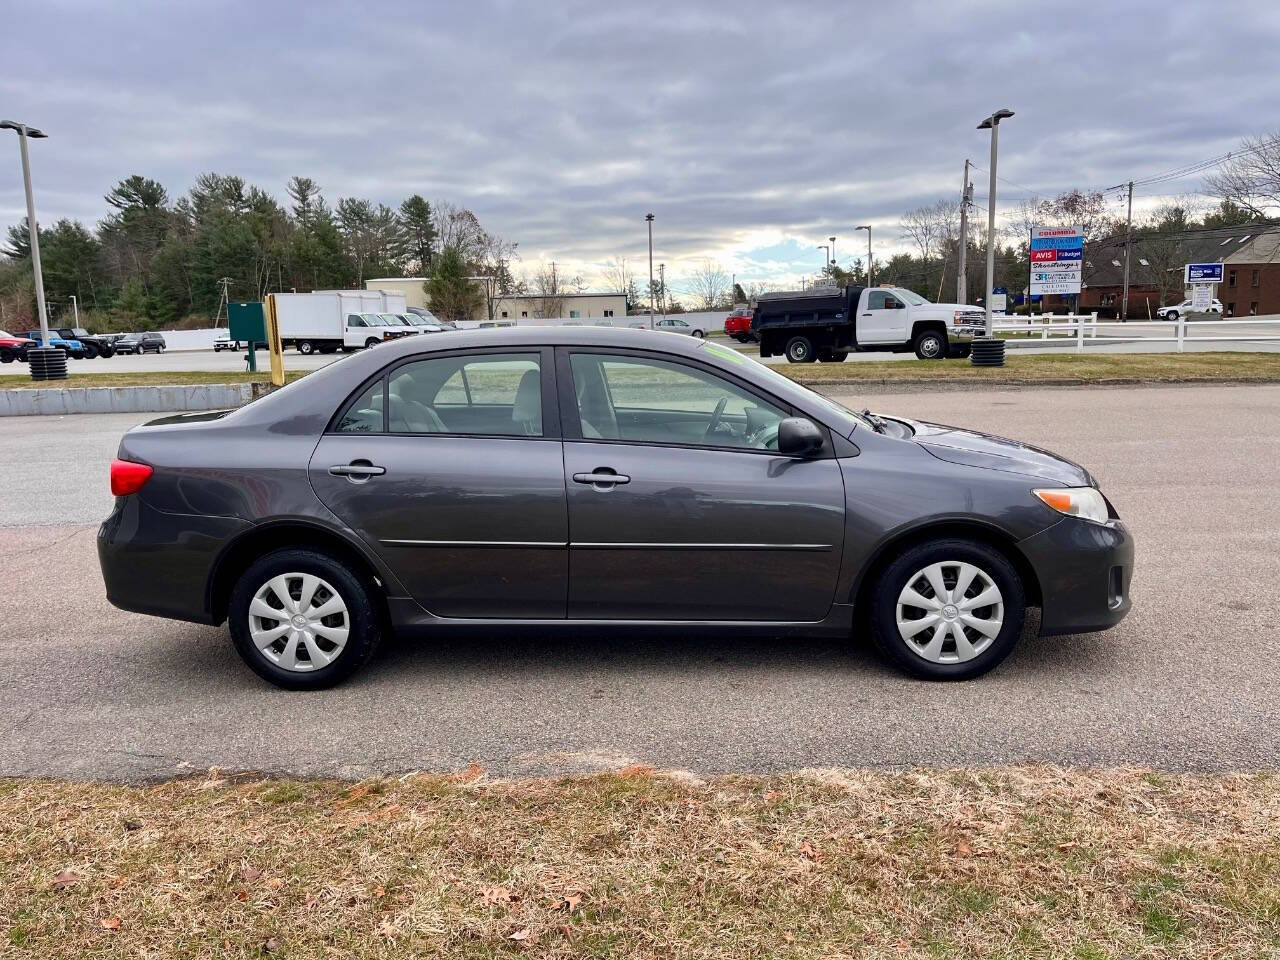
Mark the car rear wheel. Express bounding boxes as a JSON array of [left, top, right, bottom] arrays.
[[298, 340, 315, 355], [869, 539, 1025, 681], [365, 338, 380, 350], [692, 329, 705, 339], [0, 349, 12, 364], [913, 329, 947, 360], [785, 336, 815, 363], [228, 549, 383, 690]]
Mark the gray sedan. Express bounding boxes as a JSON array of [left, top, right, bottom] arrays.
[[98, 327, 1132, 689]]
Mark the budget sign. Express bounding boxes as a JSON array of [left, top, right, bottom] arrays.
[[1030, 226, 1083, 296]]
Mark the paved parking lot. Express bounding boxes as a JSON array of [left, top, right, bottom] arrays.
[[1, 383, 1277, 781]]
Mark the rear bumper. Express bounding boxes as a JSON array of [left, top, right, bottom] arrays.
[[98, 496, 249, 626], [1019, 517, 1134, 636]]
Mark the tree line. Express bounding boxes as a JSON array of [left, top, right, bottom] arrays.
[[0, 173, 520, 330]]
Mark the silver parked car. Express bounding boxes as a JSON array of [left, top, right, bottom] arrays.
[[98, 327, 1132, 689]]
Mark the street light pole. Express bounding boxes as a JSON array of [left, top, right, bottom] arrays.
[[829, 236, 837, 267], [977, 108, 1014, 336], [1, 119, 63, 381], [855, 225, 872, 286], [645, 213, 655, 329]]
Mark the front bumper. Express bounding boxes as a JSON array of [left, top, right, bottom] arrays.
[[948, 325, 983, 342], [98, 495, 250, 625], [1018, 516, 1134, 636]]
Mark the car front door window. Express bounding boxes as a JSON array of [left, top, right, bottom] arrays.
[[569, 353, 785, 450]]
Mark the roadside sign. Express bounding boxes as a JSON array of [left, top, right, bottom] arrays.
[[1185, 263, 1224, 284], [1030, 226, 1083, 296], [990, 287, 1007, 312], [1191, 285, 1213, 312]]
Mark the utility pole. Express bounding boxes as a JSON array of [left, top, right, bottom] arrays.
[[957, 159, 971, 304], [658, 263, 666, 319], [214, 277, 233, 326], [645, 213, 655, 329], [1120, 180, 1134, 322]]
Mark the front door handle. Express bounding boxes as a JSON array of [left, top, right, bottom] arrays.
[[329, 461, 386, 482], [572, 469, 631, 487]]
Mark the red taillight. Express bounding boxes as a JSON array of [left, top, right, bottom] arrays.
[[110, 459, 153, 496]]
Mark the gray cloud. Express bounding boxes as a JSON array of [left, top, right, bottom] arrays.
[[3, 0, 1277, 289]]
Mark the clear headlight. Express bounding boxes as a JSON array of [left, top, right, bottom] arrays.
[[1033, 487, 1109, 524]]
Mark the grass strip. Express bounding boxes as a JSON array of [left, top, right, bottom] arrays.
[[3, 766, 1278, 958]]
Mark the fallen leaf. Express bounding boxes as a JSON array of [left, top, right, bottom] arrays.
[[100, 917, 121, 931], [764, 790, 783, 802], [374, 885, 386, 898], [897, 938, 911, 951], [482, 885, 514, 905], [556, 893, 583, 912], [235, 890, 249, 902], [557, 924, 573, 940], [1057, 841, 1079, 851], [783, 932, 795, 943], [800, 841, 824, 861], [239, 867, 262, 883], [618, 763, 654, 778], [956, 840, 973, 857], [267, 877, 283, 890], [452, 762, 485, 782], [261, 936, 281, 953], [52, 870, 78, 891], [508, 928, 531, 941]]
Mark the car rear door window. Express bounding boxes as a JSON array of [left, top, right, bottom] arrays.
[[569, 353, 785, 450], [388, 353, 543, 436]]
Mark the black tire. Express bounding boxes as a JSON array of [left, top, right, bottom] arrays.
[[298, 340, 315, 355], [869, 538, 1025, 681], [228, 548, 383, 690], [785, 336, 816, 363], [82, 343, 99, 359], [913, 328, 947, 360], [101, 345, 115, 358], [0, 348, 12, 364], [692, 329, 705, 339], [1165, 311, 1178, 322], [364, 338, 380, 350]]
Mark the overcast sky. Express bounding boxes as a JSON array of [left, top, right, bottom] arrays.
[[3, 0, 1278, 295]]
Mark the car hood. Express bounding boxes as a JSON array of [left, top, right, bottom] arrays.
[[900, 418, 1094, 486]]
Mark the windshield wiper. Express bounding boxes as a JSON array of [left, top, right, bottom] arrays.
[[861, 408, 888, 434]]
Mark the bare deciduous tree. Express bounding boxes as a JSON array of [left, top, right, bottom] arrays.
[[687, 259, 730, 310], [529, 261, 584, 319], [1205, 132, 1280, 217]]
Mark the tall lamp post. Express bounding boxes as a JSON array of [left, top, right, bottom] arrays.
[[829, 236, 837, 266], [645, 213, 655, 329], [1, 119, 63, 381], [855, 225, 872, 286], [972, 108, 1015, 367]]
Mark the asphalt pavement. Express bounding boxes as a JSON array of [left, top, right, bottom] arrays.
[[1, 383, 1277, 781]]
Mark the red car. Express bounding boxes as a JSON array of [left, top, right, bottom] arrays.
[[0, 330, 36, 364], [723, 306, 755, 342]]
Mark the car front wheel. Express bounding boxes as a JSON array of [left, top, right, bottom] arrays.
[[869, 539, 1025, 680], [228, 549, 382, 690], [1165, 311, 1178, 322]]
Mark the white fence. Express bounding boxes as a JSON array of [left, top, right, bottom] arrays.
[[992, 314, 1280, 353]]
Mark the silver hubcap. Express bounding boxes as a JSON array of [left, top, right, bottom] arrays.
[[248, 573, 349, 672], [896, 561, 1003, 664], [921, 337, 941, 357]]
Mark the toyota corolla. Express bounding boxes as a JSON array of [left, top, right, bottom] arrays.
[[98, 327, 1132, 689]]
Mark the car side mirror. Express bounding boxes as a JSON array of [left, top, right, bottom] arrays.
[[777, 417, 824, 457]]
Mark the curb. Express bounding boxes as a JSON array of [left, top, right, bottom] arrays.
[[0, 382, 263, 417], [786, 376, 1280, 392]]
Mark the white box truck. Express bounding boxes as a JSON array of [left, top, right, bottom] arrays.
[[273, 292, 412, 354]]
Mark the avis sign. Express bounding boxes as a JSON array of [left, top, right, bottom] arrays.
[[1029, 226, 1083, 296]]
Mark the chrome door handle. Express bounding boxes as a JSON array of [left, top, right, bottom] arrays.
[[572, 470, 630, 487]]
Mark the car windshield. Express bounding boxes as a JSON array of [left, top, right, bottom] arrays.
[[379, 314, 408, 326], [364, 314, 388, 326], [893, 288, 929, 306], [697, 340, 871, 433]]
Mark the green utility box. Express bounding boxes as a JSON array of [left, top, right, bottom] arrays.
[[228, 302, 266, 344]]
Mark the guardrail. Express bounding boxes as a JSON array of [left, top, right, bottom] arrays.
[[991, 314, 1280, 353]]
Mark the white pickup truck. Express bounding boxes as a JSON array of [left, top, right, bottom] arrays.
[[753, 285, 987, 362]]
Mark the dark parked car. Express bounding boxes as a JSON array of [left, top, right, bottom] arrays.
[[115, 331, 166, 354], [98, 327, 1132, 689], [53, 327, 116, 359]]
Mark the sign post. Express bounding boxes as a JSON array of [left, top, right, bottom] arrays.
[[1029, 227, 1084, 309], [1184, 263, 1222, 319], [264, 294, 285, 388]]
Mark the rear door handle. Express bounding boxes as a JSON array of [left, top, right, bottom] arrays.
[[329, 461, 386, 481], [572, 470, 630, 487]]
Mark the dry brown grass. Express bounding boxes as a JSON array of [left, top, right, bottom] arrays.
[[3, 767, 1279, 958]]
